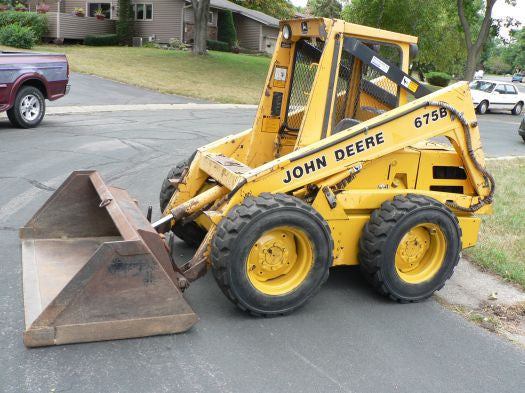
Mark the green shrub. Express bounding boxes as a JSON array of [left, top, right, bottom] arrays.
[[425, 71, 452, 87], [116, 0, 133, 45], [0, 11, 47, 41], [217, 10, 237, 47], [0, 23, 36, 49], [206, 39, 229, 52], [84, 33, 119, 46]]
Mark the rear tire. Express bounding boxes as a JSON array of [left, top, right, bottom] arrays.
[[476, 101, 488, 115], [359, 194, 461, 302], [159, 158, 206, 247], [7, 86, 46, 128], [512, 102, 523, 116], [211, 193, 333, 316]]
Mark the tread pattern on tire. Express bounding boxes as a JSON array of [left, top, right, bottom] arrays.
[[211, 192, 333, 317], [159, 160, 188, 212], [359, 194, 462, 303], [159, 159, 205, 246]]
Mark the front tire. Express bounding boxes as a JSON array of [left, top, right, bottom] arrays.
[[359, 194, 461, 302], [211, 193, 333, 316], [159, 158, 206, 247], [476, 101, 488, 115], [512, 102, 523, 116], [7, 86, 46, 128]]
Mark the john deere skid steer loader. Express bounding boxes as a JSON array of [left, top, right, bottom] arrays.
[[20, 18, 494, 347]]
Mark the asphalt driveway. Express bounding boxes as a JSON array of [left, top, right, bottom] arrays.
[[1, 75, 524, 392], [1, 107, 525, 393], [48, 73, 206, 107]]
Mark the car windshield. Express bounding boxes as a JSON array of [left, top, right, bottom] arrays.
[[470, 81, 495, 92]]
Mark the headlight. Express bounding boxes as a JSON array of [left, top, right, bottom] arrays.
[[282, 24, 292, 40]]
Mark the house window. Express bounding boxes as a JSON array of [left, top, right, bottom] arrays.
[[88, 3, 111, 19], [208, 11, 213, 24], [134, 3, 153, 20]]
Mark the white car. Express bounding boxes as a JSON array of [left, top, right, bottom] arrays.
[[470, 80, 524, 115]]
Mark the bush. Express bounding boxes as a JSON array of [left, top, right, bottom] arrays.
[[206, 39, 229, 52], [168, 37, 186, 50], [0, 23, 36, 48], [84, 33, 119, 46], [116, 0, 133, 44], [0, 11, 47, 41], [218, 10, 237, 47], [425, 71, 452, 87]]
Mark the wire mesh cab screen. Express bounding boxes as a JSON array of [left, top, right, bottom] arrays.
[[285, 39, 325, 130]]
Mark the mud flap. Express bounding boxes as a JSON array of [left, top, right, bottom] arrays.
[[20, 170, 197, 347]]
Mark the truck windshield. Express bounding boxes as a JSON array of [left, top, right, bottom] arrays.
[[470, 81, 495, 93]]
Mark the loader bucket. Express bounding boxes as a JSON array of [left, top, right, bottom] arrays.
[[20, 170, 197, 347]]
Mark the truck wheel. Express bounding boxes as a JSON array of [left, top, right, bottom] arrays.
[[359, 194, 461, 302], [7, 86, 46, 128], [512, 102, 523, 115], [211, 193, 333, 316], [159, 158, 206, 247], [476, 101, 488, 115]]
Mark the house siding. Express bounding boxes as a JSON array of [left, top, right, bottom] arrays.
[[182, 7, 219, 43], [132, 0, 185, 43], [45, 12, 115, 39], [233, 14, 261, 51]]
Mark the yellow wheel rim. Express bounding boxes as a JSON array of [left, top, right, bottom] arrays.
[[246, 226, 313, 296], [395, 223, 446, 284]]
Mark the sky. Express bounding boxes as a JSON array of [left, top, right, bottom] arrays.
[[290, 0, 525, 35]]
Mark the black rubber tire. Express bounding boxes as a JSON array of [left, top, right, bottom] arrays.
[[359, 194, 462, 302], [512, 102, 523, 116], [211, 193, 333, 316], [159, 158, 206, 247], [522, 136, 525, 143], [476, 101, 488, 115], [7, 86, 46, 128]]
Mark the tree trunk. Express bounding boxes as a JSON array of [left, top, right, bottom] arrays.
[[192, 0, 210, 55], [457, 0, 497, 81], [464, 51, 478, 81]]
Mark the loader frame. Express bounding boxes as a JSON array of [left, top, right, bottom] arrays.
[[21, 17, 494, 347], [160, 18, 492, 279]]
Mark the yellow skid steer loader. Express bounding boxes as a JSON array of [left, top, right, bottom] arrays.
[[20, 18, 494, 347]]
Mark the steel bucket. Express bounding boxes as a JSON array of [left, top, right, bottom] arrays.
[[20, 171, 197, 347]]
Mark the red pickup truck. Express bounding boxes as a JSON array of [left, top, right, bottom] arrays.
[[0, 51, 69, 128]]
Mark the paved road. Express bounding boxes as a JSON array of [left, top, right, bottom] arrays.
[[477, 113, 525, 156], [49, 73, 206, 107], [1, 106, 525, 393], [482, 74, 525, 93]]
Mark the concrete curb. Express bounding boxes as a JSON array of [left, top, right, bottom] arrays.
[[44, 103, 258, 115], [486, 155, 525, 161]]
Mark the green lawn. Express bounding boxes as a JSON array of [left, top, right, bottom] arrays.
[[465, 158, 525, 289], [24, 45, 271, 104]]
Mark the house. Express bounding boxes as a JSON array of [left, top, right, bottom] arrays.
[[27, 0, 279, 53]]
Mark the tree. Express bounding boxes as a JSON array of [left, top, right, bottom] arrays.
[[341, 0, 466, 78], [218, 10, 237, 47], [307, 0, 342, 18], [457, 0, 497, 80], [192, 0, 210, 55], [116, 0, 134, 45], [230, 0, 296, 20]]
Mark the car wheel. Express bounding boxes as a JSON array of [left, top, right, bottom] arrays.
[[512, 102, 523, 116], [6, 86, 46, 128], [476, 101, 488, 115]]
